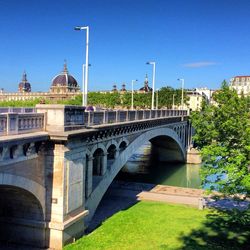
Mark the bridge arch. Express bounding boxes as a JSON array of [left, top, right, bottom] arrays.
[[106, 140, 119, 152], [0, 174, 46, 247], [107, 144, 117, 160], [85, 127, 186, 223], [117, 138, 129, 151], [0, 173, 45, 216], [90, 143, 107, 156], [106, 140, 119, 160]]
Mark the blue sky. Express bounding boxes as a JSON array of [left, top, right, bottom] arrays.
[[1, 0, 250, 92]]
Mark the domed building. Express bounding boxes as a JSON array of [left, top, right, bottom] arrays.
[[138, 74, 152, 93], [0, 62, 81, 102], [120, 83, 127, 92], [18, 72, 31, 93], [50, 62, 80, 94]]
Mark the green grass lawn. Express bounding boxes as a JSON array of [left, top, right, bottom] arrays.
[[64, 201, 249, 250]]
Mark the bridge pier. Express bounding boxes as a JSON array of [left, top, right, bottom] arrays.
[[44, 142, 88, 249], [101, 153, 108, 175], [85, 155, 93, 198]]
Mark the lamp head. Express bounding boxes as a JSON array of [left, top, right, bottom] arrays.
[[146, 61, 155, 65], [74, 26, 81, 31]]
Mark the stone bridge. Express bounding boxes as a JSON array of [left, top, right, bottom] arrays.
[[0, 105, 191, 249]]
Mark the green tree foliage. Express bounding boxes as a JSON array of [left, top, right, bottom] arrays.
[[59, 87, 187, 109], [0, 87, 188, 109], [191, 81, 250, 196], [157, 86, 187, 108], [0, 98, 45, 107]]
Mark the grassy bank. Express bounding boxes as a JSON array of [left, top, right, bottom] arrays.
[[64, 202, 205, 250], [64, 201, 249, 250]]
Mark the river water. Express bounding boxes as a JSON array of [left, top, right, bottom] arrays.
[[117, 142, 201, 189]]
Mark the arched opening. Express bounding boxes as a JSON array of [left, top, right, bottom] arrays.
[[107, 144, 117, 160], [0, 185, 45, 248], [93, 148, 105, 176], [150, 135, 184, 162], [119, 141, 127, 151]]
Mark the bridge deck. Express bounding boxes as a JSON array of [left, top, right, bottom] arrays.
[[0, 131, 49, 146]]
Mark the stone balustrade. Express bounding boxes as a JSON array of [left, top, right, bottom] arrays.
[[0, 113, 44, 136], [0, 107, 36, 113], [85, 109, 188, 126], [0, 105, 188, 135]]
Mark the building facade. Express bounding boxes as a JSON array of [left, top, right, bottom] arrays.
[[0, 63, 81, 102], [230, 76, 250, 96], [186, 91, 204, 111]]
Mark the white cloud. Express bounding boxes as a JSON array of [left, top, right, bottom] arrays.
[[183, 61, 217, 68]]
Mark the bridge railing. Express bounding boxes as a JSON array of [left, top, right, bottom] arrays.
[[0, 104, 188, 135], [85, 109, 188, 126], [0, 112, 44, 136], [0, 107, 36, 113]]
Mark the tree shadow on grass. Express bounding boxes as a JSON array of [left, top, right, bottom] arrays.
[[180, 208, 250, 250]]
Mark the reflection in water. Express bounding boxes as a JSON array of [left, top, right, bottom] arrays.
[[118, 142, 201, 189]]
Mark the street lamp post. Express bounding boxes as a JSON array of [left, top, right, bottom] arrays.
[[172, 94, 175, 109], [177, 78, 184, 110], [146, 61, 156, 110], [131, 79, 138, 110], [82, 64, 85, 106], [156, 89, 159, 110], [75, 25, 89, 107]]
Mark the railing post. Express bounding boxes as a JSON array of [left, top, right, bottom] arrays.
[[6, 113, 18, 135], [116, 110, 119, 123], [88, 111, 91, 126], [103, 111, 106, 124], [43, 112, 47, 131]]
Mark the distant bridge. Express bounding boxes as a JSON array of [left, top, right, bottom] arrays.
[[0, 105, 191, 249]]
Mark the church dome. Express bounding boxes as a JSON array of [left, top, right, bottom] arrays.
[[50, 62, 80, 93], [139, 74, 152, 92], [52, 63, 78, 87], [18, 72, 31, 93]]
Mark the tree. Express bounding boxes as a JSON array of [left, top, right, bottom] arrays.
[[191, 81, 250, 196]]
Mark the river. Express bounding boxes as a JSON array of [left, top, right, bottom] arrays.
[[116, 142, 201, 189]]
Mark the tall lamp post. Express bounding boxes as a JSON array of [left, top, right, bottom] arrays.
[[131, 79, 138, 110], [177, 78, 184, 110], [156, 88, 159, 110], [172, 94, 175, 109], [75, 25, 89, 107], [146, 61, 156, 110]]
